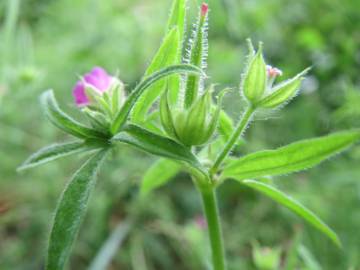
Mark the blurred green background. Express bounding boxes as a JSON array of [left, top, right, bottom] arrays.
[[0, 0, 359, 269]]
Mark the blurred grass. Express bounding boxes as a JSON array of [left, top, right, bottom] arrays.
[[0, 0, 359, 269]]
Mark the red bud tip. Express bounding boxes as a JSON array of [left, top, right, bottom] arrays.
[[201, 3, 209, 16]]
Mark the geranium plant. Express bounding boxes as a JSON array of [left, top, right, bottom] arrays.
[[19, 1, 360, 270]]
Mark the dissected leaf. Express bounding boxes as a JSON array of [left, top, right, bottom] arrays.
[[41, 90, 106, 139], [222, 130, 360, 180], [242, 180, 340, 247], [46, 149, 109, 270], [131, 28, 180, 122], [140, 158, 182, 196], [111, 64, 203, 134], [112, 124, 205, 174]]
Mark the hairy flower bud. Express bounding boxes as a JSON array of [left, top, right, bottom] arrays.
[[160, 85, 224, 146], [72, 66, 125, 130], [257, 68, 310, 109], [242, 42, 267, 105], [73, 67, 113, 107]]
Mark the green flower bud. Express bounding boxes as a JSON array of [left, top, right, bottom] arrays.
[[242, 41, 267, 105], [257, 68, 310, 108], [160, 85, 225, 146]]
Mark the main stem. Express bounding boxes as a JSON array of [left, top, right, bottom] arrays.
[[211, 106, 255, 174], [200, 188, 226, 270]]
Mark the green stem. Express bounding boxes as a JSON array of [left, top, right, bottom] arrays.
[[200, 188, 226, 270], [210, 106, 255, 175]]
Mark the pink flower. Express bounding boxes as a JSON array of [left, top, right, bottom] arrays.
[[266, 65, 283, 78], [73, 67, 113, 107], [201, 3, 209, 17]]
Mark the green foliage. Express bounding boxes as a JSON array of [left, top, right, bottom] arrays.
[[184, 3, 209, 108], [111, 64, 203, 134], [242, 180, 340, 246], [140, 158, 181, 196], [131, 27, 180, 122], [89, 221, 131, 270], [46, 149, 109, 270], [41, 90, 107, 139], [222, 130, 360, 181], [242, 43, 267, 104], [112, 124, 204, 174], [17, 141, 93, 171], [257, 68, 310, 109]]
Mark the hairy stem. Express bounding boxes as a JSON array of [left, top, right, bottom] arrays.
[[211, 106, 255, 175], [200, 187, 226, 270]]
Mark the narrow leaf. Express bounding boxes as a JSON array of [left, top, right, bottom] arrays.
[[89, 221, 131, 270], [131, 27, 180, 122], [112, 124, 205, 174], [41, 90, 106, 139], [46, 149, 109, 270], [218, 110, 234, 142], [166, 0, 186, 42], [111, 64, 203, 134], [17, 141, 96, 171], [242, 180, 341, 247], [222, 130, 360, 180], [140, 158, 182, 196]]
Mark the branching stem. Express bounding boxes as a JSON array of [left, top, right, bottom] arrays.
[[210, 106, 255, 175]]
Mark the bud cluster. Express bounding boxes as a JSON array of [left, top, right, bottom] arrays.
[[72, 67, 125, 131], [241, 40, 309, 109]]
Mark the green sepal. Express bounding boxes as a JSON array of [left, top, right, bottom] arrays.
[[257, 68, 310, 108], [159, 86, 177, 138], [242, 42, 267, 104], [183, 3, 209, 108]]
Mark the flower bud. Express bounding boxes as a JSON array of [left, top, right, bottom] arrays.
[[160, 85, 224, 146], [72, 66, 125, 130], [257, 68, 310, 108], [242, 42, 267, 105]]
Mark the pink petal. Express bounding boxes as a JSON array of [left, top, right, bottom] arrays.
[[72, 81, 89, 107]]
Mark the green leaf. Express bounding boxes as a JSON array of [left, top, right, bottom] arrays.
[[131, 27, 180, 122], [89, 221, 131, 270], [41, 90, 106, 139], [257, 68, 310, 109], [46, 149, 109, 270], [140, 158, 182, 196], [218, 110, 234, 142], [242, 180, 341, 247], [166, 0, 186, 42], [17, 141, 97, 171], [111, 64, 204, 134], [112, 124, 205, 174], [222, 130, 360, 180]]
